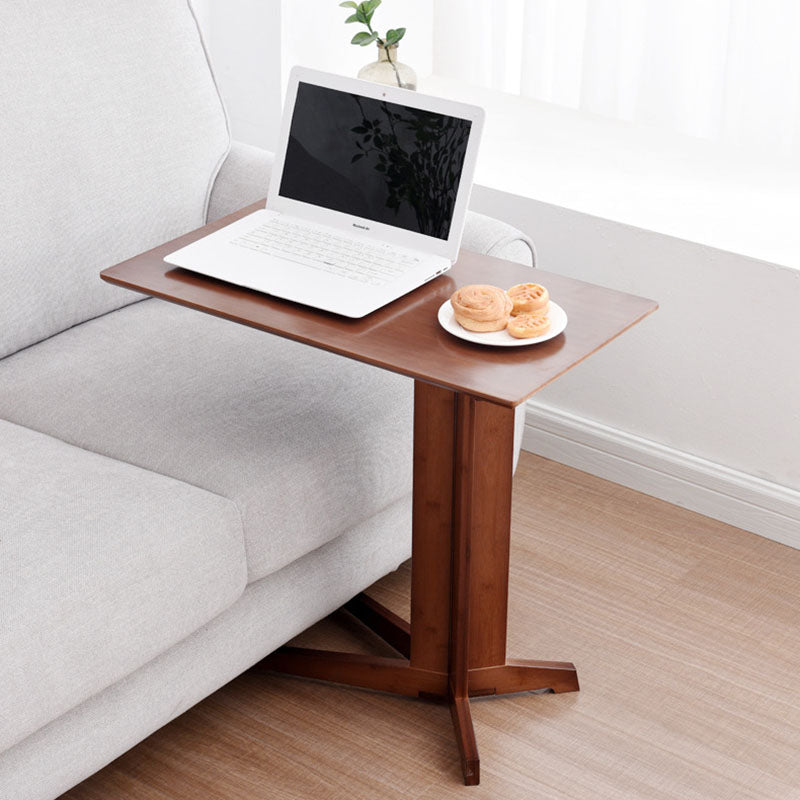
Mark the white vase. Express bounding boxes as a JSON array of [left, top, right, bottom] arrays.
[[357, 44, 417, 91]]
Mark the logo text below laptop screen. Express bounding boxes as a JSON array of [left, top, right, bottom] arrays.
[[279, 82, 472, 241]]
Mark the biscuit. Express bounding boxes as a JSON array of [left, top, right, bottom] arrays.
[[507, 313, 551, 339], [508, 283, 549, 316]]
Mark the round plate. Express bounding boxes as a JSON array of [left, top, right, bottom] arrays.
[[437, 300, 568, 347]]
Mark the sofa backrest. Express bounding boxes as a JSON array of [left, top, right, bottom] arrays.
[[0, 0, 230, 359]]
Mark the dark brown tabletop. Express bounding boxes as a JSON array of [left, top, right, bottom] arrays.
[[101, 201, 657, 407]]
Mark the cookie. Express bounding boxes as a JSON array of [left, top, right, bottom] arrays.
[[508, 283, 549, 316], [507, 313, 551, 339]]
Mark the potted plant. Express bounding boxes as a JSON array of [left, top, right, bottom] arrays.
[[340, 0, 417, 89]]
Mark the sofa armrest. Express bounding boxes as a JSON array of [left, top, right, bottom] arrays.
[[207, 141, 275, 223], [462, 210, 537, 267]]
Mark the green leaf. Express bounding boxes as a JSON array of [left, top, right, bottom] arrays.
[[385, 27, 405, 45], [355, 6, 367, 23], [351, 154, 365, 163], [345, 13, 359, 22], [339, 1, 357, 7], [351, 31, 377, 45], [363, 0, 380, 23]]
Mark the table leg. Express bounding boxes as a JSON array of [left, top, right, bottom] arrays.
[[449, 392, 480, 785], [259, 381, 579, 785], [410, 381, 456, 675]]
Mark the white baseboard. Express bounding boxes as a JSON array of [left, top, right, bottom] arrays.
[[522, 400, 800, 550]]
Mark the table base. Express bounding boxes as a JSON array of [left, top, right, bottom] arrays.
[[258, 382, 580, 785], [260, 594, 578, 785]]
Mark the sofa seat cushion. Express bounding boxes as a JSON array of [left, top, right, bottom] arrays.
[[0, 300, 414, 583], [0, 420, 246, 753]]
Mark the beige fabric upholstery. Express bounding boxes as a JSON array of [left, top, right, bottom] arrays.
[[0, 300, 414, 583], [207, 141, 275, 223], [0, 498, 411, 800], [0, 0, 230, 359], [0, 420, 246, 753]]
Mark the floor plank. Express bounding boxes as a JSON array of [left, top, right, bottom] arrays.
[[61, 452, 800, 800]]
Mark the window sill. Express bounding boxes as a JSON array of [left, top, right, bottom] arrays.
[[421, 75, 800, 271]]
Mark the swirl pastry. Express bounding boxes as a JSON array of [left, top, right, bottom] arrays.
[[507, 313, 551, 339], [450, 284, 513, 332], [508, 283, 549, 316]]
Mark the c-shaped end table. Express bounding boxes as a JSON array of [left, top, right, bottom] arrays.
[[102, 202, 657, 785]]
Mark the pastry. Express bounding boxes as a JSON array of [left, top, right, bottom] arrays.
[[508, 283, 549, 316], [507, 313, 551, 339], [450, 284, 512, 332]]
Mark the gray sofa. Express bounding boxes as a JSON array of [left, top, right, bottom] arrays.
[[0, 2, 534, 798]]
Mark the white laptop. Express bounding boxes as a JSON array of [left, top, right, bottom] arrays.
[[164, 66, 484, 318]]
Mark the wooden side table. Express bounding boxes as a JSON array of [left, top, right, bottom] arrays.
[[102, 202, 657, 785]]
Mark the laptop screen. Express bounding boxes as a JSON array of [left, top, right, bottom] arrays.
[[278, 82, 472, 241]]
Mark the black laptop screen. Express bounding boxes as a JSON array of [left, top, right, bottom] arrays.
[[278, 82, 472, 241]]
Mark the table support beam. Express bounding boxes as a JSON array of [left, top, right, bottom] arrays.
[[260, 647, 447, 697], [343, 594, 411, 658]]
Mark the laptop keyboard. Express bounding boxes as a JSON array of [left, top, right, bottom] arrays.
[[231, 218, 422, 286]]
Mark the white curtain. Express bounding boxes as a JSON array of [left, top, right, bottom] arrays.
[[433, 0, 800, 156]]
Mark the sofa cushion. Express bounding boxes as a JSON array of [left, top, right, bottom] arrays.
[[0, 0, 229, 359], [0, 420, 246, 753], [0, 300, 414, 583]]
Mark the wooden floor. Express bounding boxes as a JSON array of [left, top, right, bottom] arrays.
[[61, 452, 800, 800]]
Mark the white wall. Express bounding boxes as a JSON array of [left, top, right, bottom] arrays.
[[471, 185, 800, 546], [472, 185, 800, 492], [193, 0, 284, 150]]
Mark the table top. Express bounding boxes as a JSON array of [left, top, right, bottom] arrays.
[[101, 202, 657, 407]]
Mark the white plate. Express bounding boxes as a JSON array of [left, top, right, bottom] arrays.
[[437, 300, 568, 347]]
